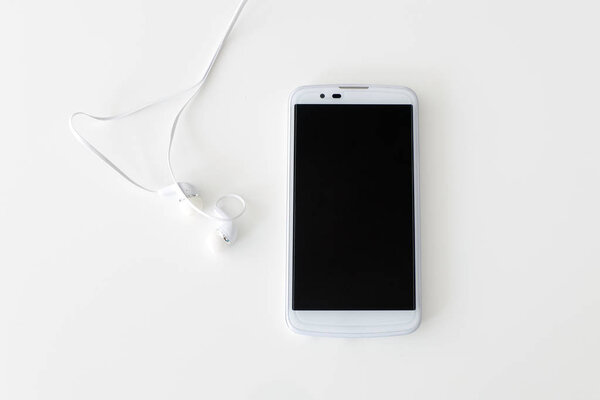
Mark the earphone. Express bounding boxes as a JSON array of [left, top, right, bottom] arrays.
[[157, 183, 243, 248], [69, 0, 249, 247]]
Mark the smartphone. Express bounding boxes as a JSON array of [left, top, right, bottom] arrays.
[[286, 85, 421, 337]]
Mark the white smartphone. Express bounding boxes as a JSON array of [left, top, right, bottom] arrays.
[[286, 85, 421, 337]]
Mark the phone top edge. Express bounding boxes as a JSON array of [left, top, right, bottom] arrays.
[[289, 84, 418, 107]]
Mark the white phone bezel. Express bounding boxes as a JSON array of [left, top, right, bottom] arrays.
[[286, 84, 421, 337]]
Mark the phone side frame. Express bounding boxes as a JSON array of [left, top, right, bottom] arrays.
[[285, 84, 421, 337]]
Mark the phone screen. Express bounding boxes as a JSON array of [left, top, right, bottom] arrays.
[[292, 104, 415, 310]]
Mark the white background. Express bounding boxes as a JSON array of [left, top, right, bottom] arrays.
[[1, 0, 599, 398]]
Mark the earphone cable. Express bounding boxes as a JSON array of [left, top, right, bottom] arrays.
[[69, 0, 248, 221]]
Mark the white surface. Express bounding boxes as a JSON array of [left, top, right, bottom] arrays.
[[1, 0, 599, 398]]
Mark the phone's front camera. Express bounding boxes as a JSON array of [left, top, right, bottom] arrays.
[[320, 93, 325, 99]]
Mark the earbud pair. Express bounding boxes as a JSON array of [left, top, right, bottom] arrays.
[[158, 182, 239, 249]]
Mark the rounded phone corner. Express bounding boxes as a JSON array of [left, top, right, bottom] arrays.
[[402, 310, 422, 335], [285, 309, 315, 337], [399, 86, 419, 106], [284, 309, 298, 334], [288, 85, 313, 106]]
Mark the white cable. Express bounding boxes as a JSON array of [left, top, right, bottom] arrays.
[[69, 0, 248, 221]]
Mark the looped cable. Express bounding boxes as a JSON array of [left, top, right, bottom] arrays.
[[69, 0, 249, 222], [216, 194, 247, 220]]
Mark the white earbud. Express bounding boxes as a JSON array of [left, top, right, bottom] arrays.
[[213, 204, 237, 245], [158, 182, 203, 216], [207, 204, 238, 253], [158, 182, 241, 246], [157, 182, 198, 199]]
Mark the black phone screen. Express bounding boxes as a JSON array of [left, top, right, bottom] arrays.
[[292, 104, 416, 310]]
